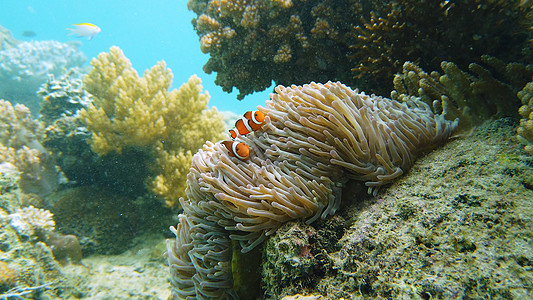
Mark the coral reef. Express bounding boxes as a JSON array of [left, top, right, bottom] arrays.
[[0, 261, 18, 293], [48, 186, 142, 255], [262, 118, 533, 299], [518, 80, 533, 155], [0, 100, 58, 195], [0, 40, 86, 114], [391, 58, 533, 130], [7, 205, 55, 239], [188, 0, 358, 99], [80, 46, 225, 207], [187, 0, 532, 99], [0, 25, 20, 51], [166, 81, 457, 298], [349, 0, 532, 94], [0, 172, 85, 298], [37, 69, 91, 126]]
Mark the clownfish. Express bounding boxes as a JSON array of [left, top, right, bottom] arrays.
[[222, 140, 250, 160], [229, 110, 265, 139]]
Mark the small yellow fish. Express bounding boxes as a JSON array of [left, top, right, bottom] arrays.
[[67, 23, 101, 40]]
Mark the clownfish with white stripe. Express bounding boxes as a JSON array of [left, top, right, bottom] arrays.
[[229, 110, 265, 139], [222, 140, 250, 161]]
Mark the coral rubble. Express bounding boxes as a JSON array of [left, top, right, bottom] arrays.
[[166, 81, 457, 298]]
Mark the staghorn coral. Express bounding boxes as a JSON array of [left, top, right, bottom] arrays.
[[391, 58, 532, 131], [167, 81, 457, 298], [518, 81, 533, 154], [0, 40, 86, 114], [188, 0, 532, 100], [80, 46, 225, 206]]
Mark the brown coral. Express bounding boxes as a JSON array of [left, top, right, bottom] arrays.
[[187, 0, 532, 100], [188, 0, 358, 99]]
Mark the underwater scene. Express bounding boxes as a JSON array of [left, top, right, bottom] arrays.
[[1, 0, 533, 299]]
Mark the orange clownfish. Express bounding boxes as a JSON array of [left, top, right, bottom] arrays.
[[229, 110, 265, 139], [222, 140, 250, 160]]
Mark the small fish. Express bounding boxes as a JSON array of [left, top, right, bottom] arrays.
[[67, 23, 101, 40], [222, 140, 250, 160], [229, 110, 265, 139], [21, 30, 36, 38]]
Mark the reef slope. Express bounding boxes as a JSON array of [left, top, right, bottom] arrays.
[[263, 118, 533, 299]]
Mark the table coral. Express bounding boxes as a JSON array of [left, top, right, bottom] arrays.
[[80, 46, 225, 207], [166, 81, 457, 299]]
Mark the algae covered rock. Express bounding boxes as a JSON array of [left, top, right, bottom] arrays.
[[262, 118, 533, 299]]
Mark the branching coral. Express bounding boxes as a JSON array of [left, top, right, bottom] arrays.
[[37, 70, 91, 126], [80, 46, 225, 207], [350, 0, 532, 94], [391, 58, 533, 131], [187, 0, 532, 100], [167, 81, 457, 298], [7, 206, 55, 238]]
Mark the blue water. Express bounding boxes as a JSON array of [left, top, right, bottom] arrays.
[[0, 0, 271, 112]]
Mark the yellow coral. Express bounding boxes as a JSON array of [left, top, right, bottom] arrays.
[[516, 81, 533, 155], [80, 46, 225, 207], [273, 44, 292, 63]]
